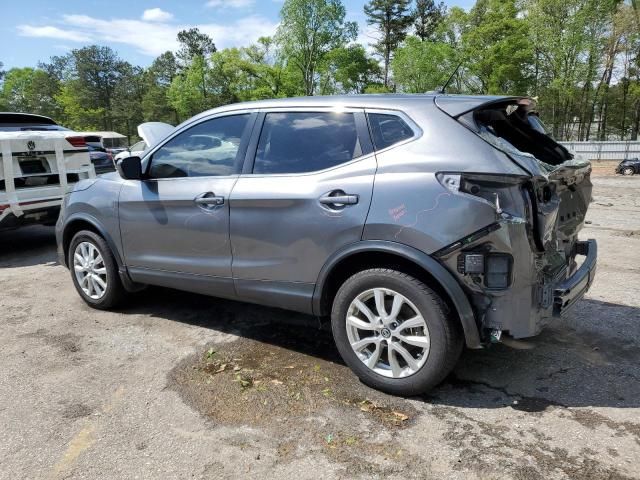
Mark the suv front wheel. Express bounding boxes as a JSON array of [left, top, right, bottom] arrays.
[[331, 269, 462, 396], [68, 230, 127, 309]]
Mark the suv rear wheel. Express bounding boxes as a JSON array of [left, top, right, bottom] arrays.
[[331, 268, 462, 396], [68, 230, 127, 309]]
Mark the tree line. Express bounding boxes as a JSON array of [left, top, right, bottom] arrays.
[[1, 0, 639, 142]]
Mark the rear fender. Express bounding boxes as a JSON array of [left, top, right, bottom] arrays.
[[313, 240, 482, 349]]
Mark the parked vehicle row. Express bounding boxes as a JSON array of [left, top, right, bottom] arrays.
[[0, 113, 171, 231], [56, 94, 597, 396]]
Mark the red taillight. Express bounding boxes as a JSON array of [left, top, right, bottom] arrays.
[[66, 136, 87, 148]]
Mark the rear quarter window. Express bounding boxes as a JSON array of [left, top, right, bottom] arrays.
[[367, 113, 414, 150]]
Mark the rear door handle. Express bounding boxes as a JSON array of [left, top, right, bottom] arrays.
[[319, 191, 359, 207], [195, 192, 225, 207]]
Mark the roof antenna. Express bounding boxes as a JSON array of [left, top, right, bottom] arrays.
[[434, 61, 463, 94]]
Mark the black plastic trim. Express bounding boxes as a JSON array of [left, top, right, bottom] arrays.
[[433, 222, 502, 257], [553, 239, 597, 316]]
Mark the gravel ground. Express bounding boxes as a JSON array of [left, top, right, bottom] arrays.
[[1, 175, 639, 480]]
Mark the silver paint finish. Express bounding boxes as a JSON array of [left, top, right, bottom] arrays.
[[230, 153, 377, 285], [57, 174, 125, 264], [118, 176, 238, 296]]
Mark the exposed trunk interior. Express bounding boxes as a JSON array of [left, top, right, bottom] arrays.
[[473, 103, 572, 167], [457, 97, 593, 257]]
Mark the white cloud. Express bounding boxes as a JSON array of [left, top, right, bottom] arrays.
[[17, 14, 278, 58], [198, 16, 278, 49], [16, 25, 91, 42], [205, 0, 254, 8], [142, 8, 174, 22], [61, 14, 178, 55]]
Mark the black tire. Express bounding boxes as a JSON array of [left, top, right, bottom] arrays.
[[331, 269, 462, 396], [68, 230, 127, 309], [622, 167, 634, 176]]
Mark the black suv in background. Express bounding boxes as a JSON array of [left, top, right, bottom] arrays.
[[616, 158, 640, 176]]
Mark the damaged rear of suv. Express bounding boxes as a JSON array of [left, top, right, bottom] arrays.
[[432, 96, 596, 339]]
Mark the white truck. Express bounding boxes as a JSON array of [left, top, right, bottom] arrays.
[[0, 113, 95, 231]]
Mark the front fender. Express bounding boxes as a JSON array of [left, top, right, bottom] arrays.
[[61, 212, 124, 268]]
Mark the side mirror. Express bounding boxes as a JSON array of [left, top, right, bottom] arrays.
[[116, 156, 143, 180]]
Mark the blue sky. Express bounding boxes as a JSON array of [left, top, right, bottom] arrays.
[[1, 0, 475, 69]]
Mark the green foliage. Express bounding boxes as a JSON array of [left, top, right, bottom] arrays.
[[142, 51, 179, 124], [0, 67, 61, 118], [318, 45, 382, 94], [277, 0, 357, 95], [1, 0, 638, 141], [167, 56, 211, 119], [55, 80, 104, 130], [391, 36, 456, 92], [462, 0, 534, 95], [176, 28, 217, 66], [364, 83, 392, 94]]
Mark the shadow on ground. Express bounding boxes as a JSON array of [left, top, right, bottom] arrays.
[[3, 231, 638, 412], [126, 286, 640, 411], [0, 225, 58, 268]]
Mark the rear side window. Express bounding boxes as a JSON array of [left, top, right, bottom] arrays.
[[253, 112, 362, 174], [367, 113, 414, 150]]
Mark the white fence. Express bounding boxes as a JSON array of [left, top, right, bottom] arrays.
[[559, 141, 640, 161]]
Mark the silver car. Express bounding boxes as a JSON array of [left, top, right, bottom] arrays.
[[56, 94, 597, 396]]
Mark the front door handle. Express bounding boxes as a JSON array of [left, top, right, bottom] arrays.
[[195, 192, 225, 207], [319, 191, 359, 207]]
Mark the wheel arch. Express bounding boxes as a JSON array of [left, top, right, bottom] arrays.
[[313, 241, 482, 349], [62, 214, 123, 269]]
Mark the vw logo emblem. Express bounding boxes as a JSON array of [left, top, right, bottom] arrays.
[[27, 140, 36, 152]]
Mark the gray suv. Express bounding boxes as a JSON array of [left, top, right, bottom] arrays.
[[56, 95, 597, 396]]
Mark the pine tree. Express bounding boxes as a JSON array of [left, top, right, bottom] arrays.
[[413, 0, 447, 41], [364, 0, 413, 88]]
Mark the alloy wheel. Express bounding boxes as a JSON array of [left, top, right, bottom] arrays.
[[345, 288, 430, 378], [73, 241, 108, 300]]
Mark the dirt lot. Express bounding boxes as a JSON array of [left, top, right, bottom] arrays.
[[1, 174, 639, 480]]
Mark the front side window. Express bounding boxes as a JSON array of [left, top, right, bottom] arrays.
[[149, 114, 249, 178], [367, 113, 414, 151], [253, 112, 362, 174]]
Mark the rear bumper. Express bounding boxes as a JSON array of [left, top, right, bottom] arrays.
[[553, 240, 597, 316], [0, 201, 61, 230]]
